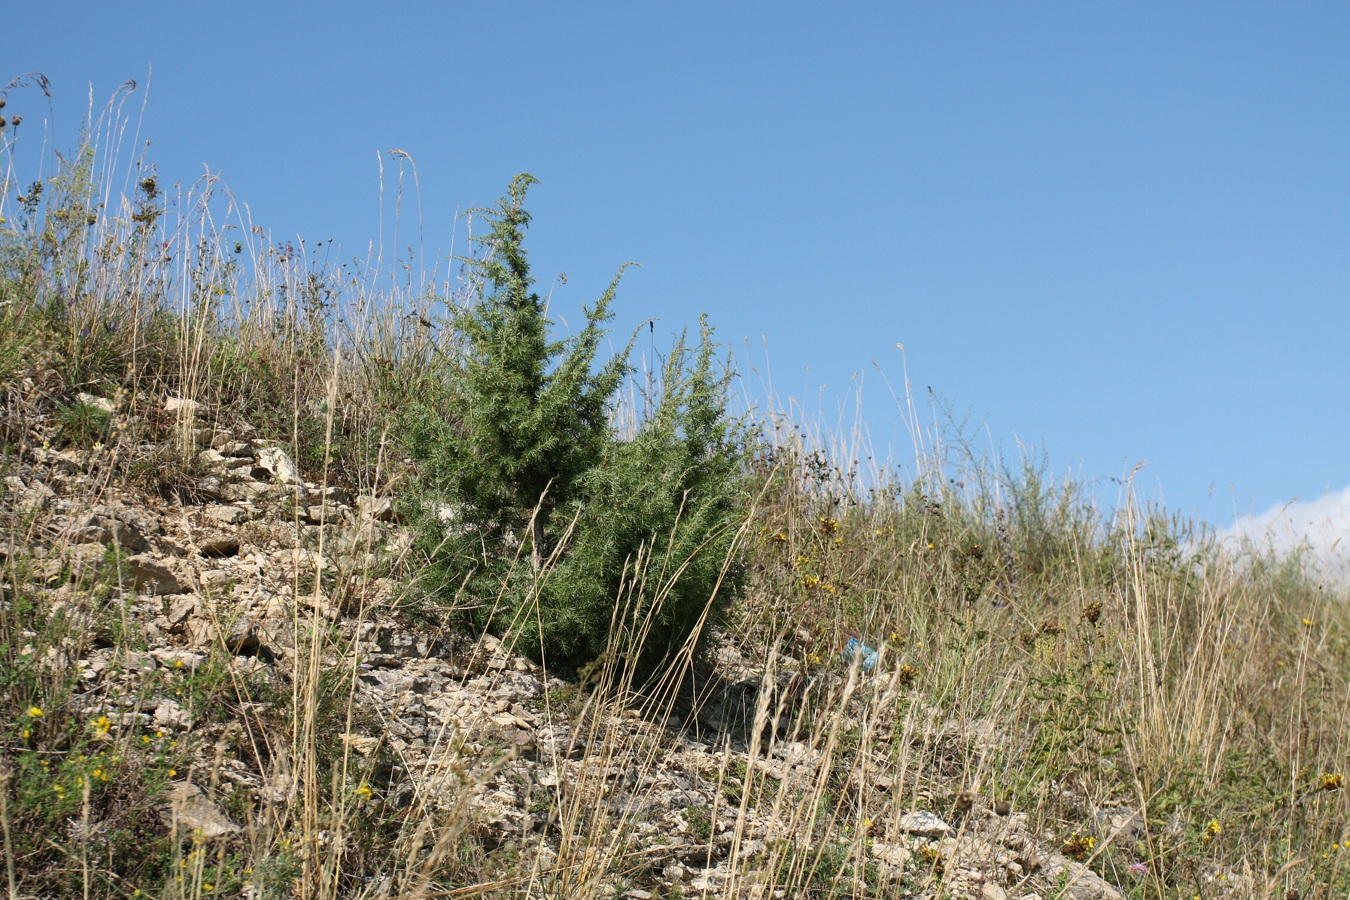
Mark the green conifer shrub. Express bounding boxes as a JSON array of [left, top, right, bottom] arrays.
[[402, 175, 746, 677]]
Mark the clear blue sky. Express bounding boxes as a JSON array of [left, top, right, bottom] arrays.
[[9, 2, 1350, 537]]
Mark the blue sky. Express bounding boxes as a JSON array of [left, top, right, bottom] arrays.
[[8, 2, 1350, 547]]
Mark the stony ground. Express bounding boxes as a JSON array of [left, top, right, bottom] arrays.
[[2, 393, 1146, 899]]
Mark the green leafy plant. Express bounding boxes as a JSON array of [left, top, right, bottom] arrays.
[[403, 174, 746, 676], [54, 398, 112, 446]]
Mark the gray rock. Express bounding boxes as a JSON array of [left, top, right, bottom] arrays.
[[166, 597, 197, 628], [125, 555, 188, 595], [196, 530, 240, 557], [32, 446, 82, 474], [151, 649, 207, 672], [76, 392, 116, 414], [219, 618, 263, 656], [897, 809, 952, 837], [164, 397, 198, 415], [222, 480, 269, 502], [358, 494, 397, 522], [213, 439, 254, 456], [1095, 805, 1146, 840], [254, 445, 300, 485], [5, 475, 54, 512], [870, 842, 913, 868], [201, 505, 248, 525], [194, 476, 228, 501], [154, 697, 193, 730], [321, 485, 351, 505], [198, 448, 229, 469], [159, 781, 238, 838], [373, 626, 437, 660], [70, 508, 160, 552], [1042, 853, 1124, 900]]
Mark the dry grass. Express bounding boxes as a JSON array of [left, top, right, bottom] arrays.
[[1, 78, 1348, 899]]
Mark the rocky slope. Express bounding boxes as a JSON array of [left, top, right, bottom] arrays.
[[2, 392, 1135, 899]]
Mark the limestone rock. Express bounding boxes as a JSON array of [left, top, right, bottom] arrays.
[[254, 445, 300, 485], [154, 697, 193, 730], [76, 391, 117, 414], [897, 809, 952, 837], [159, 781, 238, 838], [358, 494, 397, 522], [201, 504, 248, 525], [125, 555, 188, 595]]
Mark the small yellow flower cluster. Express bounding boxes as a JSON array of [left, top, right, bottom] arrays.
[[91, 715, 113, 739], [1061, 832, 1096, 860], [1322, 773, 1344, 791], [21, 706, 43, 739], [1202, 818, 1221, 841], [801, 574, 821, 590], [818, 516, 839, 535]]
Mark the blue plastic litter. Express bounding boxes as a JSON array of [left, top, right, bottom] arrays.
[[842, 636, 878, 672]]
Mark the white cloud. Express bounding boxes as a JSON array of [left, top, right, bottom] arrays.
[[1219, 485, 1350, 584]]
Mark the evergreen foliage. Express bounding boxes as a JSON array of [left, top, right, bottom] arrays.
[[524, 316, 747, 674], [402, 175, 746, 676]]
